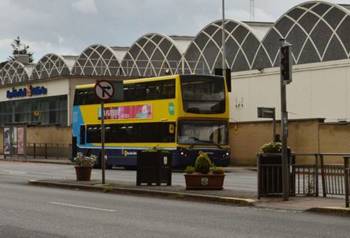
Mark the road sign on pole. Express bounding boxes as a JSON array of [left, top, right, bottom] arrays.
[[257, 107, 276, 142], [94, 80, 115, 185], [95, 80, 115, 101]]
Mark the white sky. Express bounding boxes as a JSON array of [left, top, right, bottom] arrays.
[[0, 0, 349, 62]]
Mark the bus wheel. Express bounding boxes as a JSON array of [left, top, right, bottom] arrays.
[[93, 159, 101, 169]]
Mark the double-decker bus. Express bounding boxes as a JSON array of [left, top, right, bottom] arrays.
[[72, 74, 230, 168]]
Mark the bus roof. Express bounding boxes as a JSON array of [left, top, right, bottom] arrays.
[[75, 74, 181, 89]]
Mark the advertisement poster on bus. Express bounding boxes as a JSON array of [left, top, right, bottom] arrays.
[[17, 127, 25, 155], [100, 104, 152, 120]]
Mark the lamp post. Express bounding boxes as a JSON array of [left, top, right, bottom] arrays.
[[221, 0, 226, 72]]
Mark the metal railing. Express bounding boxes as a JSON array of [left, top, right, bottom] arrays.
[[293, 153, 350, 208], [292, 153, 319, 197], [258, 152, 350, 207], [25, 143, 71, 159], [343, 157, 350, 208]]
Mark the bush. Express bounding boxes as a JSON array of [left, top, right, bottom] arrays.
[[260, 142, 282, 153], [185, 166, 195, 174], [194, 152, 212, 174], [211, 166, 225, 175]]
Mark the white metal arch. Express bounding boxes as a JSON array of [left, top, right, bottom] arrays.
[[184, 19, 264, 74], [121, 33, 183, 77], [31, 54, 73, 80], [72, 44, 124, 76], [0, 61, 31, 85], [259, 1, 350, 67]]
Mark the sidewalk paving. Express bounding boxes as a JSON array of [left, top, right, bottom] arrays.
[[0, 155, 72, 165], [28, 178, 350, 216]]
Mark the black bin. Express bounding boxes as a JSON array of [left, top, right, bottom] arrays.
[[137, 151, 172, 186], [257, 152, 294, 198]]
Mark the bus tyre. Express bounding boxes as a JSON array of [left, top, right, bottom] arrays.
[[93, 156, 102, 169]]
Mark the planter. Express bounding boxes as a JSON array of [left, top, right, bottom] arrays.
[[75, 166, 92, 181], [185, 173, 225, 190]]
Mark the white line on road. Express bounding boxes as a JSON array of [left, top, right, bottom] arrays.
[[1, 170, 27, 175], [49, 202, 116, 212]]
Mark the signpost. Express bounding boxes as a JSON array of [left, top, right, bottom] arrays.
[[280, 39, 292, 201], [257, 107, 276, 142], [94, 80, 115, 184]]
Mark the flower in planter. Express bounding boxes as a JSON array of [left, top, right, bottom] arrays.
[[73, 152, 97, 167]]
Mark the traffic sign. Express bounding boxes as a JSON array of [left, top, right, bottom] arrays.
[[257, 107, 275, 118], [95, 80, 114, 100]]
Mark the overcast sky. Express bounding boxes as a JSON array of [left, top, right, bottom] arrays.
[[0, 0, 349, 62]]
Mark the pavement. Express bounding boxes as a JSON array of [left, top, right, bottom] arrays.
[[0, 155, 72, 165], [28, 177, 350, 216], [1, 156, 349, 216]]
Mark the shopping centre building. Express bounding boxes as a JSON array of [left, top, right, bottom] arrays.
[[1, 1, 350, 164]]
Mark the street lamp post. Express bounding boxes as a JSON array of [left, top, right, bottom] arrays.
[[222, 0, 226, 72]]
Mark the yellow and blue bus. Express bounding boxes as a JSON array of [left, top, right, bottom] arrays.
[[72, 74, 230, 168]]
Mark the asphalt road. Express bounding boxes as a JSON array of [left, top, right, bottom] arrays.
[[0, 161, 350, 238], [0, 161, 257, 192]]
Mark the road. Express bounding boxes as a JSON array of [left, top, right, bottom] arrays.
[[0, 161, 350, 238], [0, 161, 257, 192]]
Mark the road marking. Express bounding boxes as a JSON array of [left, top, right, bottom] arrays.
[[49, 202, 116, 212], [1, 170, 27, 175]]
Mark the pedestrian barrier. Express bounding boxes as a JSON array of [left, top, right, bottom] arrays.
[[292, 153, 350, 208]]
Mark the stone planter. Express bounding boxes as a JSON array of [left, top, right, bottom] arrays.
[[75, 166, 92, 181], [184, 173, 225, 190]]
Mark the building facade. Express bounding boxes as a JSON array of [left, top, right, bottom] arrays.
[[1, 1, 350, 163]]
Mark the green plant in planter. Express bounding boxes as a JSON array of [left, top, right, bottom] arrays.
[[260, 142, 282, 153], [185, 166, 195, 174], [194, 151, 212, 174], [211, 166, 225, 175]]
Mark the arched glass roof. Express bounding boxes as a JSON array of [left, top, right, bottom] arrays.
[[3, 1, 350, 86], [184, 19, 261, 74], [72, 44, 123, 76], [121, 33, 182, 77], [0, 61, 33, 85], [256, 1, 350, 69], [31, 54, 75, 80]]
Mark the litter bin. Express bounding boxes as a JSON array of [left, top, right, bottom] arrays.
[[137, 150, 172, 186], [257, 152, 294, 198]]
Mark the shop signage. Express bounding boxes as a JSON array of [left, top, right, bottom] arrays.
[[6, 85, 48, 99]]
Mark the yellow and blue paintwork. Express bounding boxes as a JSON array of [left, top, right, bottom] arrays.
[[72, 75, 230, 168]]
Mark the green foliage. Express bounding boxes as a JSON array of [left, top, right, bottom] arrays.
[[260, 142, 282, 153], [185, 166, 195, 174], [194, 152, 212, 174], [73, 152, 96, 167], [211, 166, 225, 175]]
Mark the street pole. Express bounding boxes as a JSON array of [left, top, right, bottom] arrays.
[[281, 72, 289, 200], [280, 39, 291, 201], [273, 112, 276, 142], [222, 0, 226, 73], [101, 101, 106, 184]]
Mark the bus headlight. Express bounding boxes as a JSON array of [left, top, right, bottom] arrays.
[[223, 151, 230, 158], [179, 148, 188, 158]]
